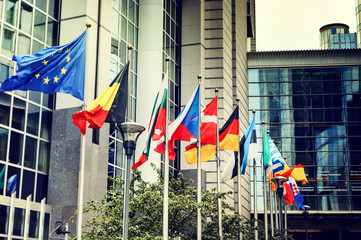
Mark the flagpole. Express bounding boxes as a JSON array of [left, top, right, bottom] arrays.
[[262, 121, 268, 240], [236, 98, 242, 240], [284, 156, 288, 238], [122, 44, 133, 240], [284, 202, 288, 237], [269, 182, 274, 237], [197, 74, 202, 240], [215, 89, 223, 240], [267, 131, 274, 237], [163, 57, 170, 240], [246, 109, 255, 240], [127, 45, 132, 120], [274, 187, 279, 230], [77, 23, 91, 239]]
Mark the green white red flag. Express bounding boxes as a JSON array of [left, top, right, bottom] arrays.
[[132, 73, 168, 169]]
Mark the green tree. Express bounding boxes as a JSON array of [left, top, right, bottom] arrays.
[[70, 165, 292, 239]]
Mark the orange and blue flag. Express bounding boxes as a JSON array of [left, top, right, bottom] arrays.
[[0, 30, 87, 100]]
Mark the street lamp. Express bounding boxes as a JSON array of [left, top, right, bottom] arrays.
[[271, 176, 288, 240], [302, 205, 311, 240], [118, 122, 145, 240]]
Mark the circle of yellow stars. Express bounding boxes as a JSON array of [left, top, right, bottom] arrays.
[[35, 48, 72, 85]]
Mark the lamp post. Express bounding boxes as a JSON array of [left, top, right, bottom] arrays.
[[271, 176, 288, 240], [118, 122, 145, 240], [302, 205, 311, 240]]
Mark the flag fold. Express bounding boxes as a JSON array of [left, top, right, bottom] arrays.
[[72, 62, 129, 135], [0, 31, 87, 100]]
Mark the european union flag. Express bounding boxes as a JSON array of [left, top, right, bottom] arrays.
[[0, 30, 87, 100]]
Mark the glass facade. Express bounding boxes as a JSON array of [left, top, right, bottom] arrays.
[[249, 66, 361, 211], [329, 33, 357, 50], [0, 0, 58, 237], [162, 0, 181, 173], [108, 0, 139, 185]]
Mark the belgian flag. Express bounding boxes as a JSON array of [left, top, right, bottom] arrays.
[[73, 62, 129, 135]]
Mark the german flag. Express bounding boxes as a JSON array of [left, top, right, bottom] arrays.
[[73, 62, 129, 135], [219, 105, 239, 151]]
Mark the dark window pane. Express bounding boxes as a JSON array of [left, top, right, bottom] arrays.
[[2, 25, 16, 58], [12, 98, 26, 131], [27, 103, 40, 135], [24, 136, 37, 169], [48, 0, 59, 19], [21, 170, 35, 200], [47, 17, 58, 46], [35, 0, 46, 12], [38, 141, 49, 173], [29, 91, 41, 103], [40, 109, 52, 140], [13, 208, 25, 236], [29, 210, 39, 238], [0, 205, 9, 234], [7, 166, 20, 197], [43, 213, 50, 239], [0, 128, 8, 161], [9, 131, 23, 165], [34, 10, 46, 41], [32, 40, 44, 53], [42, 94, 53, 108], [36, 173, 48, 202], [5, 0, 19, 26], [0, 92, 11, 125], [0, 64, 10, 83], [19, 2, 32, 34]]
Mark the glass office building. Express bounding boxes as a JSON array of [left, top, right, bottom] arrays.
[[0, 0, 58, 238], [248, 49, 361, 238]]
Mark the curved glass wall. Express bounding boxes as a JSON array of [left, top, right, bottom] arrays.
[[320, 25, 348, 50], [249, 66, 361, 211]]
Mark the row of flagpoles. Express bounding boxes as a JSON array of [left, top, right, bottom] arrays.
[[0, 24, 311, 239]]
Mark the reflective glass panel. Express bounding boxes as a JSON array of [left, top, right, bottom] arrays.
[[35, 173, 48, 202], [19, 2, 33, 34], [35, 0, 46, 12], [0, 205, 8, 234], [27, 103, 40, 135], [47, 17, 58, 46], [0, 128, 8, 161], [13, 207, 25, 236], [29, 210, 39, 238], [24, 136, 37, 169], [21, 169, 35, 199], [38, 140, 49, 173], [9, 131, 23, 165], [12, 97, 26, 131], [40, 109, 52, 140], [5, 0, 19, 26], [2, 26, 16, 58], [17, 33, 31, 54], [48, 0, 59, 19], [34, 10, 46, 41], [0, 93, 11, 125]]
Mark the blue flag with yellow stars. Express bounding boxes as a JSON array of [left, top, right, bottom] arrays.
[[0, 30, 87, 100]]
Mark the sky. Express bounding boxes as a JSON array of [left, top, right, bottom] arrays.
[[256, 0, 357, 51]]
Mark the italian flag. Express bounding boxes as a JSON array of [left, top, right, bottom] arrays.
[[132, 73, 168, 169]]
